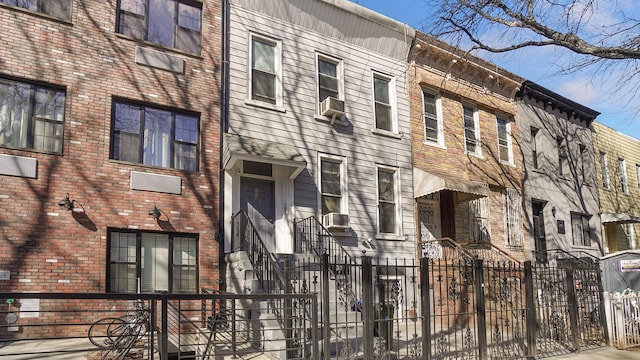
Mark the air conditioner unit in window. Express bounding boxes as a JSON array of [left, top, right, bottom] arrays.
[[323, 212, 349, 229], [321, 97, 345, 118]]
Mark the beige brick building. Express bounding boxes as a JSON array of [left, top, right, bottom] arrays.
[[409, 33, 528, 262]]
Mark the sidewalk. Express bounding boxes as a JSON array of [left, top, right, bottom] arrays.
[[543, 347, 640, 360]]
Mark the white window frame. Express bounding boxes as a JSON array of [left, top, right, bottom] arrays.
[[462, 104, 481, 156], [530, 127, 539, 170], [247, 32, 283, 109], [315, 53, 344, 116], [557, 136, 567, 177], [636, 164, 640, 194], [469, 195, 490, 244], [600, 152, 610, 190], [422, 90, 444, 147], [503, 188, 524, 248], [496, 116, 513, 165], [619, 158, 629, 195], [317, 153, 348, 217], [371, 71, 398, 135], [579, 144, 587, 184], [376, 164, 401, 237]]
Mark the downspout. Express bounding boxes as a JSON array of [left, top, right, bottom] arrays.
[[218, 0, 231, 290]]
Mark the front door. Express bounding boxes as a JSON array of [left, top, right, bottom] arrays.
[[532, 201, 547, 263], [240, 178, 275, 252], [418, 201, 441, 242]]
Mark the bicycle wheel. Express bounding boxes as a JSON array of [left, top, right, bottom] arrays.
[[89, 317, 127, 349]]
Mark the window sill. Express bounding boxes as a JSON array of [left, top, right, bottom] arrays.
[[314, 114, 348, 127], [114, 33, 203, 59], [375, 234, 405, 241], [422, 141, 446, 150], [109, 159, 199, 174], [499, 160, 516, 168], [464, 151, 484, 159], [0, 3, 72, 25], [372, 128, 402, 139], [245, 99, 286, 113]]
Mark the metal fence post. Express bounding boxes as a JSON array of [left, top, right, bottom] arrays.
[[311, 294, 319, 360], [284, 256, 294, 359], [420, 257, 431, 360], [322, 252, 330, 360], [565, 268, 580, 350], [362, 256, 375, 359], [596, 268, 610, 345], [160, 295, 168, 360], [474, 259, 487, 360], [524, 261, 537, 358]]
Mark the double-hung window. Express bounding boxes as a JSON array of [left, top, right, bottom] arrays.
[[469, 184, 490, 243], [571, 213, 591, 247], [503, 188, 523, 247], [377, 166, 400, 235], [372, 73, 396, 133], [108, 230, 198, 293], [317, 54, 343, 112], [463, 105, 480, 155], [557, 136, 567, 177], [117, 0, 202, 54], [619, 158, 629, 195], [0, 78, 65, 153], [636, 165, 640, 194], [530, 127, 539, 169], [111, 101, 199, 171], [319, 155, 347, 216], [600, 152, 610, 189], [250, 34, 281, 106], [1, 0, 71, 21], [496, 117, 513, 164], [423, 91, 443, 146]]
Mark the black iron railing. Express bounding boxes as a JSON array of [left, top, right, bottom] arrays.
[[294, 216, 355, 265]]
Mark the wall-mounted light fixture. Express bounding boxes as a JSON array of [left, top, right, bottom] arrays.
[[551, 206, 556, 217], [149, 206, 161, 220], [58, 193, 74, 211]]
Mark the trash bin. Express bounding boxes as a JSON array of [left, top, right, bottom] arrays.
[[374, 303, 395, 350]]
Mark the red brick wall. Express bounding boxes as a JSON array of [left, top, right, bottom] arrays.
[[0, 1, 221, 292]]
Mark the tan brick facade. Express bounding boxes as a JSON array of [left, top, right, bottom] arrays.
[[409, 34, 528, 261], [0, 1, 221, 292]]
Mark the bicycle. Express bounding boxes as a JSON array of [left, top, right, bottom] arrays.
[[88, 300, 150, 360]]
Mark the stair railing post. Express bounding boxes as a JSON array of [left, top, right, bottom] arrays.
[[596, 267, 610, 345], [474, 259, 487, 360], [321, 252, 331, 360], [524, 261, 537, 358], [160, 295, 168, 360], [284, 256, 294, 359], [362, 256, 375, 359], [420, 257, 432, 360]]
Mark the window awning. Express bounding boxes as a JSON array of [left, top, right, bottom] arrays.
[[223, 133, 307, 179], [601, 213, 640, 224], [413, 167, 490, 202]]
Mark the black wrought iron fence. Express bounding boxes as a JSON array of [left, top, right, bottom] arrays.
[[0, 292, 318, 360]]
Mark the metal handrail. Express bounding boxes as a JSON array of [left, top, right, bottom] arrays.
[[539, 248, 600, 266], [293, 216, 355, 265]]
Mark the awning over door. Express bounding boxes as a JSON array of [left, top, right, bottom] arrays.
[[224, 133, 307, 179], [601, 213, 640, 224], [413, 167, 490, 202]]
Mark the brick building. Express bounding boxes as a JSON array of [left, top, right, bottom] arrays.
[[0, 1, 221, 294], [409, 33, 528, 261]]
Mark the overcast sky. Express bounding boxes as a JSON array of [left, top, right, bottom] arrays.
[[353, 0, 640, 141]]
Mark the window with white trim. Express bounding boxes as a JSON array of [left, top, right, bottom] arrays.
[[319, 155, 347, 216], [600, 152, 610, 189], [469, 185, 489, 243], [372, 73, 396, 133], [249, 33, 282, 106], [579, 144, 587, 183], [111, 101, 199, 171], [503, 188, 523, 247], [463, 105, 480, 155], [377, 166, 400, 235], [0, 77, 65, 153], [619, 158, 629, 195], [636, 164, 640, 193], [316, 54, 343, 113], [496, 117, 513, 164], [571, 213, 591, 247], [423, 91, 443, 146], [1, 0, 71, 21], [117, 0, 202, 54], [108, 230, 198, 293]]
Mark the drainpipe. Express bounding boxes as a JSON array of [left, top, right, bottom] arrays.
[[218, 0, 231, 291]]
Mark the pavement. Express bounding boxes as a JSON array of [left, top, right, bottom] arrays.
[[0, 340, 638, 360]]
